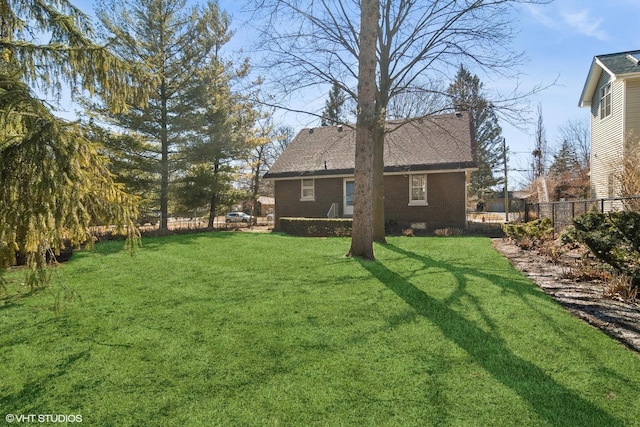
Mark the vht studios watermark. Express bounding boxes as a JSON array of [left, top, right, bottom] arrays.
[[5, 414, 82, 424]]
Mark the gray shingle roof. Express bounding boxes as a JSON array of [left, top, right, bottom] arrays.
[[579, 49, 640, 108], [264, 112, 476, 179], [597, 50, 640, 76]]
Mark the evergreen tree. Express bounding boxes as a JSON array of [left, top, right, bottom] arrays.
[[0, 0, 143, 283], [174, 58, 260, 227], [548, 139, 588, 200], [447, 65, 504, 201], [93, 0, 233, 230], [320, 81, 346, 126]]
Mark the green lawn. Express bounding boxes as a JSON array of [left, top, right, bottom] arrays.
[[1, 233, 639, 426]]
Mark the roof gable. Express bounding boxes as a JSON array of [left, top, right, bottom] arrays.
[[579, 49, 640, 108], [264, 112, 476, 179]]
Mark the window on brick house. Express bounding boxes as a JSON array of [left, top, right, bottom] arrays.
[[301, 179, 315, 201], [409, 174, 428, 206]]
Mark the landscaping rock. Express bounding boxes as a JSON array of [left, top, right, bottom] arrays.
[[493, 238, 640, 353]]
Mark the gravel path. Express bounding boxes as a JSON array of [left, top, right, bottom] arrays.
[[492, 238, 640, 353]]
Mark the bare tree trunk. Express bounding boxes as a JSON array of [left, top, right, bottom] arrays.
[[160, 78, 169, 231], [373, 124, 386, 243], [347, 0, 378, 260], [208, 193, 217, 228], [207, 162, 221, 228]]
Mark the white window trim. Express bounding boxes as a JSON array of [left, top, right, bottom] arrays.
[[300, 178, 315, 201], [600, 83, 611, 120], [408, 173, 428, 206]]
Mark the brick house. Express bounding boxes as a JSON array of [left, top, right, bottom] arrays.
[[579, 49, 640, 199], [263, 112, 476, 231]]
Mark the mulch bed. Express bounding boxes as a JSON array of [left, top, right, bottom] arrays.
[[492, 238, 640, 354]]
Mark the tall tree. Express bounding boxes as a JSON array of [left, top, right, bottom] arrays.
[[447, 65, 504, 201], [531, 104, 549, 180], [386, 83, 449, 120], [250, 0, 549, 247], [173, 48, 259, 228], [347, 0, 378, 259], [558, 118, 590, 171], [556, 118, 590, 199], [529, 104, 550, 202], [89, 125, 159, 221], [321, 80, 347, 126], [548, 139, 586, 200], [243, 119, 295, 218], [264, 125, 295, 168], [0, 0, 144, 283], [94, 0, 232, 230]]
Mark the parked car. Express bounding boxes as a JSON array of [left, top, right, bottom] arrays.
[[225, 212, 253, 223]]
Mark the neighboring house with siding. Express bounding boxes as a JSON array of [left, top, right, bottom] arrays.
[[579, 49, 640, 199], [263, 112, 476, 231]]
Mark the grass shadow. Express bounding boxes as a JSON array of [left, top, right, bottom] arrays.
[[0, 348, 91, 410], [359, 244, 623, 426]]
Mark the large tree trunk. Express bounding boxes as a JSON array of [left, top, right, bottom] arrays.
[[373, 123, 386, 243], [208, 162, 220, 228], [208, 193, 217, 228], [347, 0, 379, 260], [160, 79, 169, 231]]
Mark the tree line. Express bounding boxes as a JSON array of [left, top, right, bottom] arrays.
[[0, 0, 288, 283], [2, 0, 554, 279]]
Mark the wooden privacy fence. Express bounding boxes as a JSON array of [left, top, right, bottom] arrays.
[[524, 196, 640, 232]]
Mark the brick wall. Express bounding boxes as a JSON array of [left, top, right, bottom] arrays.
[[384, 172, 466, 230], [273, 178, 342, 227], [274, 172, 467, 231]]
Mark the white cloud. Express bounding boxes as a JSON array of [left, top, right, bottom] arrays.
[[561, 10, 608, 41], [523, 4, 559, 29], [523, 5, 609, 41]]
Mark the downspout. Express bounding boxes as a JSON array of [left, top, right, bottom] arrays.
[[465, 170, 471, 229]]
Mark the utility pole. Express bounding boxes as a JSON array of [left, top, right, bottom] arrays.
[[503, 138, 509, 222]]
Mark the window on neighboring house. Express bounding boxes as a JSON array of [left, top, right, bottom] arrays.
[[600, 83, 611, 119], [409, 174, 428, 205], [301, 178, 315, 200]]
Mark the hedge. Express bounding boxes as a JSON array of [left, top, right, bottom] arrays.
[[279, 217, 353, 237]]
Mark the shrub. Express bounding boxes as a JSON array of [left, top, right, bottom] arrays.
[[501, 218, 554, 249], [570, 211, 640, 287], [434, 228, 463, 237], [279, 218, 352, 237], [402, 228, 414, 237], [604, 273, 638, 303]]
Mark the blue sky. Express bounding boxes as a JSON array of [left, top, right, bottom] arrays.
[[498, 0, 640, 186], [71, 0, 640, 188], [224, 0, 640, 187]]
